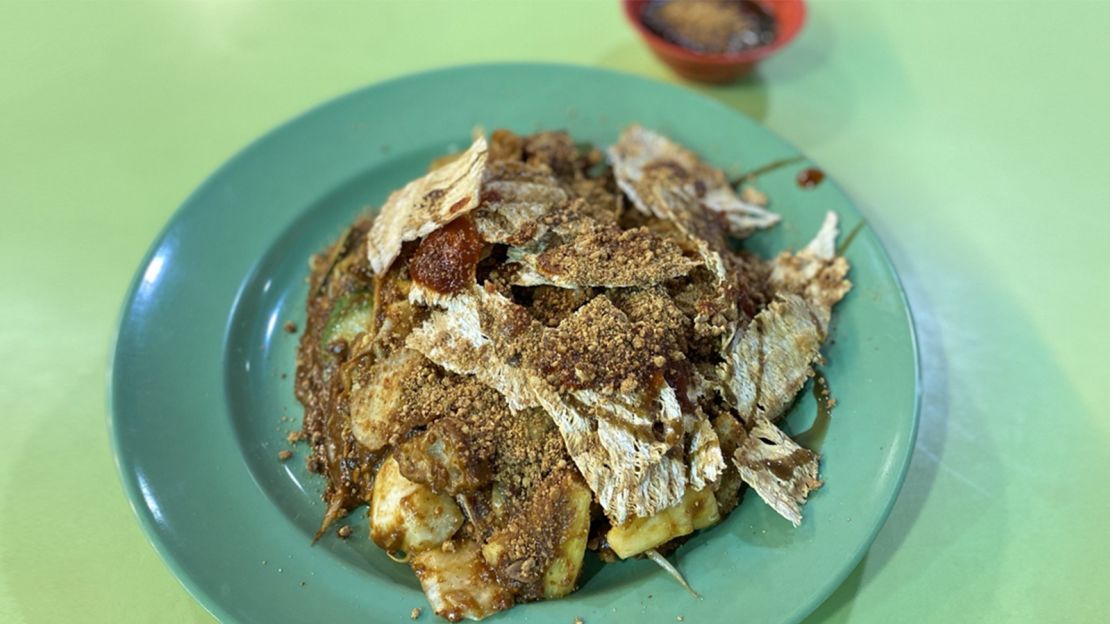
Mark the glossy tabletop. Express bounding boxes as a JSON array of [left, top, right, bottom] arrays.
[[1, 1, 1107, 623]]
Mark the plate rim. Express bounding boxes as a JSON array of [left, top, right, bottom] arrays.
[[107, 61, 921, 624]]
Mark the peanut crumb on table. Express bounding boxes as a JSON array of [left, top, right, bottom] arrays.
[[411, 607, 422, 619], [277, 450, 293, 461]]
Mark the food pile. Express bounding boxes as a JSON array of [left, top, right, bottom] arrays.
[[294, 126, 851, 621]]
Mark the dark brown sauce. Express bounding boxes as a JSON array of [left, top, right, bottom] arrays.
[[409, 216, 485, 294], [795, 370, 833, 450], [836, 220, 866, 256], [479, 188, 503, 205], [293, 218, 384, 539], [641, 0, 777, 55], [764, 448, 816, 481], [663, 362, 695, 415], [796, 167, 825, 189], [597, 405, 659, 443], [731, 154, 805, 186], [320, 379, 384, 519]]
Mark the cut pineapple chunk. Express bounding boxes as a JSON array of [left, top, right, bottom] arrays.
[[606, 486, 720, 559], [541, 473, 592, 599], [480, 471, 593, 600], [370, 456, 463, 554], [412, 540, 513, 622]]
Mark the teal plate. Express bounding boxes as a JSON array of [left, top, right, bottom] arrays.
[[110, 63, 918, 624]]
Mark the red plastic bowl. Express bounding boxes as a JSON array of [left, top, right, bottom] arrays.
[[623, 0, 806, 83]]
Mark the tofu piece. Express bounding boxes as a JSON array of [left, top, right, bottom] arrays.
[[370, 457, 463, 554], [606, 486, 720, 559], [412, 540, 513, 622]]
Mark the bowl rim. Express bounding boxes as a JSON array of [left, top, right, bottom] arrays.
[[621, 0, 807, 65]]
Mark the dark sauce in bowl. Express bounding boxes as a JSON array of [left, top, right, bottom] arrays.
[[641, 0, 777, 54]]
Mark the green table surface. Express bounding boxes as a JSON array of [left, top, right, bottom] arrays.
[[2, 1, 1107, 622]]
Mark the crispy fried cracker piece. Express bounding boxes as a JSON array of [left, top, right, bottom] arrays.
[[609, 125, 776, 353], [720, 212, 851, 525], [725, 212, 851, 424], [769, 211, 852, 324], [732, 416, 821, 527], [508, 225, 698, 288], [608, 124, 779, 238], [724, 294, 825, 425], [367, 136, 488, 274], [473, 161, 570, 246], [406, 285, 715, 524]]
